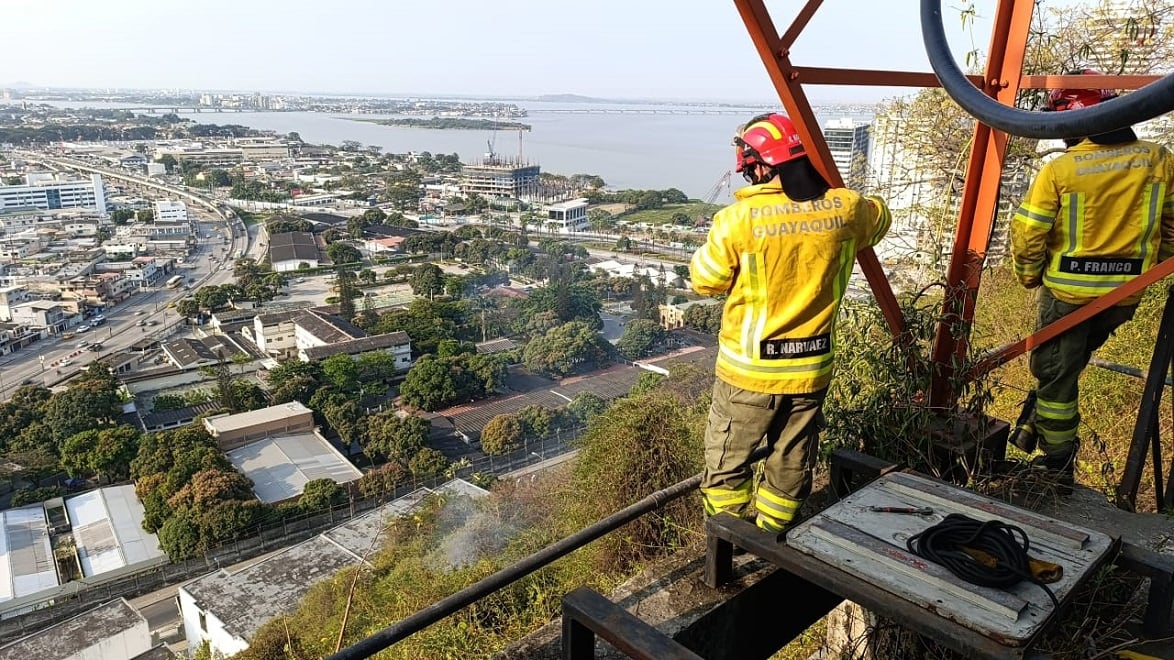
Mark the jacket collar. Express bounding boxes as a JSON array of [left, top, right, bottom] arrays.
[[734, 182, 785, 200]]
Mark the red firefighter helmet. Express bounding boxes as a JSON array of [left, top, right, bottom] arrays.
[[1047, 69, 1116, 111], [734, 113, 807, 173]]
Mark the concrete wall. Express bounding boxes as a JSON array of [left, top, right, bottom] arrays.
[[210, 411, 315, 451], [179, 587, 249, 658], [71, 620, 152, 660]]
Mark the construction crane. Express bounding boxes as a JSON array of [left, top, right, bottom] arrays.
[[695, 170, 732, 228], [484, 115, 497, 164]]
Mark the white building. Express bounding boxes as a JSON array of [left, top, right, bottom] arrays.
[[823, 119, 871, 190], [0, 286, 31, 322], [153, 199, 188, 223], [541, 198, 590, 233], [179, 481, 488, 658], [0, 174, 106, 215], [0, 598, 155, 660], [65, 485, 167, 578], [0, 505, 59, 606]]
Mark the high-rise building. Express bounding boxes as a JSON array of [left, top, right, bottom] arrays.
[[0, 174, 106, 215], [823, 119, 871, 190]]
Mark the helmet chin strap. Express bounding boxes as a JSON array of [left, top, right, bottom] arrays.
[[742, 163, 774, 186]]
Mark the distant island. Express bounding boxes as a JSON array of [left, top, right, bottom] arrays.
[[348, 117, 531, 131]]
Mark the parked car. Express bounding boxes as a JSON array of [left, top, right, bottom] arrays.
[[60, 359, 73, 366]]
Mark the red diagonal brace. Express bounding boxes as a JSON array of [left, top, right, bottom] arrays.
[[733, 0, 906, 338]]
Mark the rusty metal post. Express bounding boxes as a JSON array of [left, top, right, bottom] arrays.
[[928, 0, 1035, 407], [733, 0, 906, 338]]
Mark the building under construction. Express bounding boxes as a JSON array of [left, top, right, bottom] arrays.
[[459, 157, 540, 200]]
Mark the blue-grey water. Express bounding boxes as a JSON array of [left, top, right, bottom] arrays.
[[33, 100, 875, 198]]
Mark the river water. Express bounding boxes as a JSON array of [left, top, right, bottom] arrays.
[[35, 100, 875, 198]]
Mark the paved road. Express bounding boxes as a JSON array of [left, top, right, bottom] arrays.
[[0, 157, 251, 401]]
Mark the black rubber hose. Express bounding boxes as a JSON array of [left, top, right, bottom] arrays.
[[920, 0, 1174, 139]]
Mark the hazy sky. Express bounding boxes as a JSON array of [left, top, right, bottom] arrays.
[[1, 0, 1081, 102]]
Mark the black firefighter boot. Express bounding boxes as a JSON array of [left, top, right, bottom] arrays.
[[1010, 390, 1038, 453], [1031, 442, 1076, 496]]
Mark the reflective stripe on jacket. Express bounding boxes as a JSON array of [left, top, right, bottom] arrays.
[[691, 183, 890, 395], [1011, 139, 1174, 305]]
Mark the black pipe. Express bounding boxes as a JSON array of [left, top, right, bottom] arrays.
[[328, 470, 708, 659], [921, 0, 1174, 139]]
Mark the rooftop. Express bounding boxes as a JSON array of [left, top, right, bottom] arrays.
[[161, 335, 248, 369], [300, 330, 409, 362], [182, 482, 487, 642], [205, 401, 313, 436], [0, 598, 149, 660], [0, 506, 57, 603], [67, 485, 167, 577], [475, 337, 518, 355], [138, 401, 220, 430], [293, 309, 365, 344], [268, 231, 318, 264], [226, 432, 363, 504]]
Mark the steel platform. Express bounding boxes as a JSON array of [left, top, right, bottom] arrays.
[[705, 472, 1120, 659]]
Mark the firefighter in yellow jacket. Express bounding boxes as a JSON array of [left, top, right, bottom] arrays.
[[691, 113, 891, 533], [1011, 71, 1174, 489]]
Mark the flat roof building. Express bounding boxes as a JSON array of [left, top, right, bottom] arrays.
[[268, 231, 319, 272], [541, 198, 589, 233], [0, 174, 106, 215], [153, 199, 188, 223], [204, 401, 315, 450], [0, 506, 58, 605], [226, 431, 362, 504], [0, 598, 153, 660], [179, 480, 487, 657], [66, 485, 167, 578]]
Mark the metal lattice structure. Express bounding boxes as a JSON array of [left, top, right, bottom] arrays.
[[732, 0, 1166, 405]]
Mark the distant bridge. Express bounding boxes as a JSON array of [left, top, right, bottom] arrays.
[[104, 107, 267, 114], [539, 108, 754, 115]]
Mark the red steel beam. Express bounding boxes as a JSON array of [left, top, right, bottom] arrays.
[[794, 67, 984, 88], [927, 0, 1035, 407], [780, 0, 824, 50], [733, 0, 906, 337], [1020, 74, 1161, 89], [969, 258, 1174, 380]]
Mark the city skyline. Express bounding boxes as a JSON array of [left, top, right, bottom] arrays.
[[0, 0, 1084, 104]]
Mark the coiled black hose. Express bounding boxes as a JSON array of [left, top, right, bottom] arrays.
[[907, 513, 1060, 609], [920, 0, 1174, 139]]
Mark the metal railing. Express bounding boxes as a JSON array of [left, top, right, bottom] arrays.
[[327, 471, 705, 659], [327, 446, 769, 659]]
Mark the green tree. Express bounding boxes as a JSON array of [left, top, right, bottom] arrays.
[[136, 208, 155, 223], [480, 414, 523, 455], [398, 355, 460, 411], [321, 354, 360, 392], [408, 447, 448, 479], [176, 298, 200, 318], [616, 319, 666, 360], [522, 321, 612, 378], [299, 479, 344, 510], [327, 242, 362, 265], [334, 268, 359, 321], [110, 208, 135, 225], [568, 392, 608, 425], [410, 263, 445, 298], [156, 154, 178, 173], [364, 413, 430, 464]]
